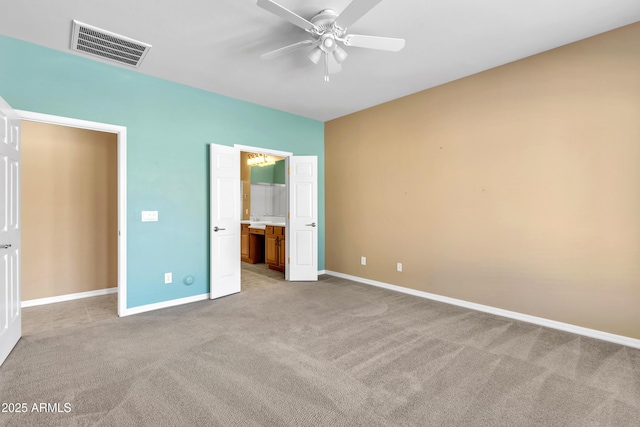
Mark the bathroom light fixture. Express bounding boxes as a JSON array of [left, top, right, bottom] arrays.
[[247, 153, 276, 167]]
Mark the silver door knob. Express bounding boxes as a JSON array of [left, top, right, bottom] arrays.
[[305, 222, 316, 227], [213, 226, 226, 232], [1, 244, 11, 249]]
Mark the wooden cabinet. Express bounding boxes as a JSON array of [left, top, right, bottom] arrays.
[[266, 226, 286, 273], [265, 231, 278, 266], [241, 224, 250, 260], [241, 224, 263, 264]]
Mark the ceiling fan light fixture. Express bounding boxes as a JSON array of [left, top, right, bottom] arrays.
[[333, 46, 348, 63], [308, 46, 323, 64]]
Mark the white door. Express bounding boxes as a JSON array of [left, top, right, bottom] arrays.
[[0, 96, 21, 366], [209, 144, 241, 299], [286, 156, 318, 281]]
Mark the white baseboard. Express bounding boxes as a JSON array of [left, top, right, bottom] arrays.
[[318, 269, 327, 275], [120, 293, 209, 317], [324, 270, 640, 350], [22, 287, 117, 308]]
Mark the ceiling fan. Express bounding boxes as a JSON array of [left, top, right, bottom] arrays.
[[257, 0, 405, 81]]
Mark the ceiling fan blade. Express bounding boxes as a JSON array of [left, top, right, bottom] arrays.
[[261, 40, 316, 60], [334, 0, 384, 30], [343, 34, 405, 51], [257, 0, 317, 31]]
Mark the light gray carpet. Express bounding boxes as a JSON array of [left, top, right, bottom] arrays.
[[1, 268, 639, 426]]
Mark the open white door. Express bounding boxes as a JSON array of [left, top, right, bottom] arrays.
[[286, 156, 318, 281], [209, 144, 241, 299], [0, 96, 21, 366]]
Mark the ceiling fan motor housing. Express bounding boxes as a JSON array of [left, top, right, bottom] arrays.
[[310, 9, 344, 35]]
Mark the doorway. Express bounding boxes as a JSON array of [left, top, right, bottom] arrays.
[[240, 147, 288, 280], [237, 144, 292, 285], [16, 110, 128, 316]]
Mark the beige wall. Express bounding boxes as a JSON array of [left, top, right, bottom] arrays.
[[22, 122, 118, 300], [325, 23, 640, 339]]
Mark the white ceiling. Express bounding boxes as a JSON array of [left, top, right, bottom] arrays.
[[1, 0, 639, 121]]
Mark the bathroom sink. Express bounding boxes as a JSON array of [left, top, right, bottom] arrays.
[[248, 221, 270, 229]]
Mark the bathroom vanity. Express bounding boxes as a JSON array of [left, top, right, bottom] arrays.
[[241, 221, 286, 273]]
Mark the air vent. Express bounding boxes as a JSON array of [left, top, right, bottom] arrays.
[[70, 20, 151, 68]]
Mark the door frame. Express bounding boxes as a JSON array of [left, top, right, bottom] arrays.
[[16, 110, 128, 316]]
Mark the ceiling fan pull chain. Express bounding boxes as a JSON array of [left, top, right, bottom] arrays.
[[324, 53, 330, 82]]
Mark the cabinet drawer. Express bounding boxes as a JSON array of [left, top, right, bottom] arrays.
[[249, 228, 265, 235], [265, 226, 274, 235], [273, 226, 283, 236]]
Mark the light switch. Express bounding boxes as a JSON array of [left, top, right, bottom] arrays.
[[142, 211, 158, 222]]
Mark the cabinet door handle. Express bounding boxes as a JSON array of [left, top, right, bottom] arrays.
[[213, 226, 226, 232], [305, 222, 316, 227]]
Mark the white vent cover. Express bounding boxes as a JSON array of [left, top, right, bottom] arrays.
[[70, 20, 151, 68]]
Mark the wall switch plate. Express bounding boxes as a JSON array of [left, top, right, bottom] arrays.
[[142, 211, 158, 222], [397, 263, 403, 272], [164, 272, 172, 284], [361, 256, 366, 266]]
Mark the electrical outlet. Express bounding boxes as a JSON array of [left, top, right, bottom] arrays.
[[361, 256, 366, 266], [164, 272, 172, 284], [397, 263, 403, 272]]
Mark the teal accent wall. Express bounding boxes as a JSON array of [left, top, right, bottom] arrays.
[[273, 160, 286, 185], [0, 36, 325, 309], [250, 159, 285, 184], [250, 164, 274, 183]]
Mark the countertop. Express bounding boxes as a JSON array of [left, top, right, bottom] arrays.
[[241, 221, 286, 229]]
